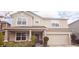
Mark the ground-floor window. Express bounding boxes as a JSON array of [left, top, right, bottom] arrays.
[[16, 32, 26, 40]]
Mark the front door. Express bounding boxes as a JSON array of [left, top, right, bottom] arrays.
[[35, 34, 40, 43]]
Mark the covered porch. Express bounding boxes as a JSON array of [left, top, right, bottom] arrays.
[[4, 26, 47, 44]]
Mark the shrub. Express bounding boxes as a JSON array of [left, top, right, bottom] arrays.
[[71, 34, 77, 40], [26, 41, 32, 47], [43, 36, 49, 47], [4, 42, 15, 47], [0, 32, 4, 46], [44, 36, 49, 42], [3, 41, 33, 47], [71, 34, 77, 44]]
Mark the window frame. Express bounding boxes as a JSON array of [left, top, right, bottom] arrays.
[[52, 23, 59, 28], [35, 21, 39, 23], [16, 32, 26, 41], [16, 16, 27, 25]]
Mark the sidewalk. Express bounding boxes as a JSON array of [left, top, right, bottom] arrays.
[[35, 43, 43, 47]]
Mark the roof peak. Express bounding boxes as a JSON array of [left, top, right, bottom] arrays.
[[9, 11, 68, 20]]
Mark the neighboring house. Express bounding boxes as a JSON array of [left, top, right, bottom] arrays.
[[4, 11, 71, 46], [0, 16, 10, 31], [69, 20, 79, 40], [0, 21, 10, 29], [0, 21, 10, 41], [0, 16, 4, 30]]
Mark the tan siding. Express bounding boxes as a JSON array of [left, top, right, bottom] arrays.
[[46, 28, 69, 32], [33, 16, 42, 26], [11, 12, 33, 26], [59, 20, 69, 28], [42, 19, 69, 28], [42, 20, 51, 27]]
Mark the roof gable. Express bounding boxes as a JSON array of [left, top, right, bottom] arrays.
[[10, 11, 43, 19], [10, 11, 33, 18], [43, 17, 68, 20], [26, 11, 43, 19]]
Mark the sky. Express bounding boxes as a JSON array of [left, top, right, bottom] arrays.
[[34, 11, 79, 24], [0, 11, 79, 24]]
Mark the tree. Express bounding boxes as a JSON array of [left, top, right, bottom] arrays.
[[71, 34, 77, 44], [43, 36, 49, 47], [0, 32, 4, 46]]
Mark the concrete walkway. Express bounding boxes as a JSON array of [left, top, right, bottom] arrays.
[[35, 43, 43, 47], [35, 43, 79, 47]]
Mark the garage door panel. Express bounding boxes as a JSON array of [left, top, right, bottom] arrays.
[[47, 34, 69, 46]]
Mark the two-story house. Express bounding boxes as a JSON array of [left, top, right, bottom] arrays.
[[4, 11, 71, 46]]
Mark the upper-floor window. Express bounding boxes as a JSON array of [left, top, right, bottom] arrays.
[[35, 21, 39, 23], [52, 23, 59, 27], [17, 16, 26, 25]]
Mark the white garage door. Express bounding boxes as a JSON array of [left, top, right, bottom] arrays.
[[48, 34, 69, 46]]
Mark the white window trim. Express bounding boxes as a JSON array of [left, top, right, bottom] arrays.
[[16, 16, 27, 26], [51, 23, 60, 28], [15, 32, 28, 42], [34, 20, 40, 26], [35, 21, 39, 23]]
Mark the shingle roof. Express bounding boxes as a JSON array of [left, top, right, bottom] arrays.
[[43, 18, 68, 20]]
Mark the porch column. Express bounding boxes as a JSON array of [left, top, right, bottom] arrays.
[[29, 30, 32, 41], [4, 30, 8, 42]]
